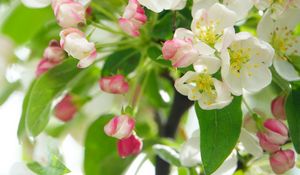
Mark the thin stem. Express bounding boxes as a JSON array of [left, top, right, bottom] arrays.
[[91, 2, 118, 21], [242, 98, 255, 116], [91, 22, 124, 35]]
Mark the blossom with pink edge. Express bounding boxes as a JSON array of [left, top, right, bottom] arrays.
[[104, 115, 135, 139], [271, 96, 287, 120], [54, 94, 77, 122], [117, 133, 143, 158], [99, 75, 129, 94], [60, 28, 97, 68], [51, 0, 86, 28], [270, 149, 295, 174], [36, 40, 65, 77], [257, 119, 289, 153], [162, 39, 199, 68], [119, 0, 147, 37]]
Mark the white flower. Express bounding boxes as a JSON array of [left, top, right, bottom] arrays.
[[9, 162, 35, 175], [175, 71, 233, 110], [253, 0, 300, 19], [192, 0, 253, 21], [221, 32, 274, 96], [137, 0, 186, 13], [179, 129, 238, 175], [191, 3, 237, 49], [257, 9, 300, 81], [21, 0, 51, 8], [239, 128, 263, 158], [60, 28, 97, 68]]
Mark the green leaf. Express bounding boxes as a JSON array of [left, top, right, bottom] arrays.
[[0, 81, 20, 106], [101, 49, 141, 76], [25, 59, 93, 137], [27, 155, 70, 175], [152, 12, 174, 40], [287, 55, 300, 73], [1, 4, 54, 44], [286, 90, 300, 153], [147, 46, 172, 67], [195, 97, 242, 175], [153, 144, 181, 167], [84, 114, 134, 175]]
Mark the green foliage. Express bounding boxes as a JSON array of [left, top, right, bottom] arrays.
[[19, 59, 97, 137], [1, 4, 54, 44], [153, 144, 181, 167], [27, 155, 70, 175], [84, 114, 134, 175], [288, 55, 300, 74], [286, 90, 300, 153], [152, 12, 174, 40], [195, 97, 242, 175], [147, 46, 172, 67], [101, 49, 141, 76], [0, 81, 20, 106]]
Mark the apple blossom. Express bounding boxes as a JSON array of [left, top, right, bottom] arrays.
[[271, 96, 287, 120], [51, 0, 86, 28], [117, 133, 143, 158], [104, 115, 135, 139], [257, 119, 288, 152], [253, 0, 300, 19], [35, 58, 61, 77], [192, 3, 237, 49], [269, 149, 295, 174], [221, 32, 274, 95], [119, 0, 147, 37], [43, 40, 65, 62], [239, 129, 263, 158], [138, 0, 186, 13], [21, 0, 51, 8], [54, 94, 78, 122], [60, 28, 97, 68], [175, 71, 233, 110], [257, 9, 300, 81], [99, 75, 129, 94]]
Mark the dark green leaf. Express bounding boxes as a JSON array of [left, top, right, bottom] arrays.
[[147, 46, 172, 67], [101, 49, 141, 76], [84, 114, 134, 175], [286, 90, 300, 153], [195, 97, 242, 175], [153, 144, 181, 167], [288, 55, 300, 73], [152, 12, 174, 40], [25, 59, 93, 136], [1, 4, 54, 44]]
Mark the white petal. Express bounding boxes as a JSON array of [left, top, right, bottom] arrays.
[[175, 71, 198, 97], [212, 150, 238, 175], [174, 28, 195, 40], [257, 10, 275, 42], [21, 0, 51, 8], [215, 27, 235, 52], [273, 56, 300, 81], [287, 37, 300, 55], [193, 55, 221, 74], [275, 8, 300, 31], [208, 3, 237, 33], [241, 63, 272, 93], [239, 128, 263, 158], [138, 0, 164, 13], [223, 0, 253, 21], [9, 163, 35, 175], [194, 41, 216, 55], [179, 130, 201, 167], [192, 0, 217, 17]]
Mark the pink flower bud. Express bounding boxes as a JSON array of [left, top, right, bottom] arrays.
[[162, 39, 198, 68], [104, 115, 135, 139], [119, 0, 147, 37], [52, 0, 86, 28], [99, 75, 129, 94], [117, 133, 142, 158], [257, 119, 289, 152], [60, 28, 97, 68], [54, 94, 77, 122], [270, 149, 295, 174], [271, 96, 286, 120], [43, 40, 65, 62], [35, 58, 61, 77]]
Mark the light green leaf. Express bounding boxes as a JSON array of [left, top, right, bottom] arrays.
[[153, 144, 181, 167], [25, 59, 94, 137], [286, 90, 300, 153], [195, 97, 242, 175], [84, 114, 134, 175], [1, 4, 54, 44], [0, 81, 20, 106], [152, 13, 173, 40]]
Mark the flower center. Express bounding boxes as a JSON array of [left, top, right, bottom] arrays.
[[195, 18, 220, 46], [271, 26, 298, 60], [228, 46, 251, 76], [188, 74, 217, 102]]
